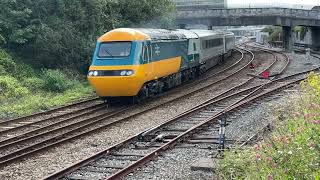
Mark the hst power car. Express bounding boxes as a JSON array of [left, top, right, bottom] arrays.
[[87, 28, 235, 104]]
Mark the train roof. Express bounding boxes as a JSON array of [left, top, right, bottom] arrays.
[[98, 28, 233, 42], [312, 6, 320, 11]]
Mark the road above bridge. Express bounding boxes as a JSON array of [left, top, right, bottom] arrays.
[[176, 8, 320, 27], [176, 8, 320, 51]]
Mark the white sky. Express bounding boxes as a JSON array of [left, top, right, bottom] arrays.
[[228, 0, 319, 9]]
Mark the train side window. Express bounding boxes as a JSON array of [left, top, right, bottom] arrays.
[[149, 44, 152, 61], [193, 43, 196, 51], [143, 45, 149, 63]]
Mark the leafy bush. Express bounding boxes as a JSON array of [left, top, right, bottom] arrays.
[[0, 65, 6, 75], [0, 76, 29, 98], [0, 49, 37, 79], [42, 69, 76, 92], [0, 49, 12, 59], [0, 49, 94, 119], [0, 57, 16, 75], [218, 73, 320, 179], [22, 77, 45, 91], [0, 34, 6, 45], [15, 63, 36, 79]]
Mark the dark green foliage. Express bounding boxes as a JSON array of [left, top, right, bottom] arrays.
[[22, 77, 45, 91], [262, 26, 283, 43], [261, 26, 274, 35], [0, 49, 16, 75], [0, 0, 175, 72], [42, 69, 76, 92], [0, 0, 35, 46], [118, 0, 175, 27], [15, 63, 36, 79], [294, 26, 307, 40], [268, 27, 283, 42], [0, 76, 29, 98], [0, 48, 94, 118], [0, 57, 16, 75]]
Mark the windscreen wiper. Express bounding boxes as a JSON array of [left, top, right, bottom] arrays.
[[104, 49, 114, 58]]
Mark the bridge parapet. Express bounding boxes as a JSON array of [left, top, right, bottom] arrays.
[[176, 7, 320, 51], [176, 8, 320, 26], [177, 8, 320, 19]]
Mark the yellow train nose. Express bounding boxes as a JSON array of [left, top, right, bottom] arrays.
[[88, 75, 144, 97]]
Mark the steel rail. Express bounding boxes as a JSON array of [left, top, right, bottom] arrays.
[[44, 67, 316, 180], [0, 103, 107, 135], [107, 69, 313, 180], [0, 50, 243, 136], [234, 44, 320, 149], [0, 49, 245, 141], [43, 48, 304, 180], [44, 47, 319, 180], [0, 97, 99, 126], [243, 43, 290, 76], [2, 47, 290, 169], [0, 49, 253, 166], [0, 106, 130, 147]]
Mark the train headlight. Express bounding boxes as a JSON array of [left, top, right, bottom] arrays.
[[93, 71, 99, 76], [120, 71, 127, 76], [88, 71, 94, 76], [126, 70, 134, 76]]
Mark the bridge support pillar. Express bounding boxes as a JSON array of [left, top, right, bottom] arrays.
[[282, 26, 293, 52], [179, 24, 186, 29], [311, 27, 320, 51]]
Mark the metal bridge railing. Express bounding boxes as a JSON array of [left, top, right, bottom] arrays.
[[176, 8, 320, 20]]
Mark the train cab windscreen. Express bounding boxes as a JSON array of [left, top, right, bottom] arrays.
[[98, 42, 132, 58]]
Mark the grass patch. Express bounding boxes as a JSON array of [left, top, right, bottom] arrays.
[[218, 72, 320, 179], [0, 82, 93, 118]]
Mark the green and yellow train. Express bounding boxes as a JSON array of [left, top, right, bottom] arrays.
[[87, 28, 235, 104]]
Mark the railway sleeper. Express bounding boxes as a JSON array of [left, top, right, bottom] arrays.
[[80, 166, 114, 174]]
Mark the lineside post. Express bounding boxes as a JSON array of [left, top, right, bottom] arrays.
[[218, 115, 227, 156]]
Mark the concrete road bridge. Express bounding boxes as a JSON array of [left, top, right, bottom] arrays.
[[176, 7, 320, 51]]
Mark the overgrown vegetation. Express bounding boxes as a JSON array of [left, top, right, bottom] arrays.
[[261, 26, 283, 43], [0, 49, 93, 118], [0, 1, 175, 118], [218, 73, 320, 179], [262, 26, 308, 44], [294, 26, 308, 41]]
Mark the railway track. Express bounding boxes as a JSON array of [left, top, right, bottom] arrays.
[[41, 46, 298, 179], [250, 47, 289, 75], [44, 62, 318, 180], [311, 52, 320, 59], [122, 77, 315, 179], [0, 97, 101, 132], [0, 49, 258, 166], [0, 49, 244, 140]]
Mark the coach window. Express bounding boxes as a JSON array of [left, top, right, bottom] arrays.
[[193, 43, 197, 51]]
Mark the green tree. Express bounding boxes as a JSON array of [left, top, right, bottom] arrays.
[[0, 0, 35, 47], [0, 0, 175, 72]]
